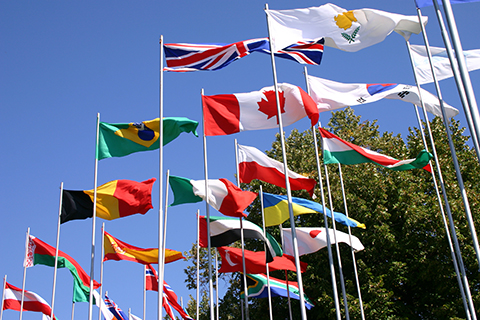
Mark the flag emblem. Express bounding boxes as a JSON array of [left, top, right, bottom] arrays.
[[257, 90, 285, 123], [335, 11, 360, 43], [115, 119, 159, 148]]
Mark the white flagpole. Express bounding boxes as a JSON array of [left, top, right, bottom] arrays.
[[159, 169, 170, 314], [98, 223, 105, 320], [20, 227, 30, 320], [1, 275, 7, 320], [88, 113, 100, 320], [265, 4, 307, 319], [50, 182, 63, 320], [234, 139, 250, 319], [259, 186, 273, 320], [143, 265, 146, 320], [196, 210, 200, 320], [278, 225, 293, 320], [158, 35, 165, 320], [215, 249, 219, 320], [201, 88, 216, 320], [71, 302, 75, 320], [304, 67, 341, 320]]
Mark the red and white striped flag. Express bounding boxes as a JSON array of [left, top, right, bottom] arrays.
[[3, 282, 57, 320]]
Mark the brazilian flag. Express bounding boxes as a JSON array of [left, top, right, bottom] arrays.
[[97, 117, 198, 160]]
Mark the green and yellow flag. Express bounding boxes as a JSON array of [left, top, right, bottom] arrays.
[[97, 117, 198, 160]]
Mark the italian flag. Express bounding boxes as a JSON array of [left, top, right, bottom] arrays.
[[319, 128, 433, 172]]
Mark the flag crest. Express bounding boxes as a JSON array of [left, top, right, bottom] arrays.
[[115, 119, 159, 148]]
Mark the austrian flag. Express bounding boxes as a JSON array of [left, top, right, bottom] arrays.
[[202, 83, 319, 136]]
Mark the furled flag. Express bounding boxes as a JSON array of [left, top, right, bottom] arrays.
[[410, 44, 480, 84], [104, 294, 128, 320], [168, 175, 257, 218], [282, 227, 364, 257], [238, 144, 316, 196], [198, 215, 283, 262], [103, 231, 184, 265], [307, 75, 459, 119], [61, 178, 155, 223], [320, 127, 433, 172], [217, 246, 307, 274], [3, 282, 57, 319], [240, 273, 315, 310], [25, 235, 100, 303], [164, 38, 324, 72], [262, 192, 365, 228], [416, 0, 480, 8], [202, 83, 319, 136], [266, 3, 427, 52], [98, 117, 198, 160]]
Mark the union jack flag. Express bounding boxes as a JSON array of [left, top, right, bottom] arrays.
[[164, 38, 323, 72], [104, 293, 128, 320]]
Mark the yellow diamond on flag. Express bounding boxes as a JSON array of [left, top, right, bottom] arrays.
[[114, 118, 160, 148]]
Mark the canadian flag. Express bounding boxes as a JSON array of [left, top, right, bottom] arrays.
[[202, 83, 319, 136]]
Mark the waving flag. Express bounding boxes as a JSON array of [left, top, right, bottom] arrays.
[[238, 144, 316, 196], [163, 282, 194, 320], [307, 75, 459, 119], [282, 227, 364, 257], [266, 3, 427, 52], [3, 282, 57, 320], [320, 128, 433, 172], [104, 294, 128, 320], [203, 83, 319, 136], [240, 273, 315, 310], [272, 39, 324, 65]]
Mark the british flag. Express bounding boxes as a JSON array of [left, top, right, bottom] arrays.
[[104, 293, 128, 320], [164, 38, 323, 72]]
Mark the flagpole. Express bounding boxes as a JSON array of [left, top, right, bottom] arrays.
[[20, 227, 30, 320], [214, 249, 219, 320], [159, 169, 170, 316], [129, 308, 132, 320], [337, 165, 365, 320], [50, 182, 63, 320], [1, 275, 6, 320], [196, 210, 200, 320], [234, 139, 251, 319], [99, 223, 105, 320], [158, 34, 165, 320], [143, 265, 147, 320], [88, 113, 100, 320], [265, 4, 307, 319], [259, 186, 273, 320], [278, 225, 293, 320], [71, 302, 75, 320], [304, 66, 341, 320], [201, 88, 216, 320]]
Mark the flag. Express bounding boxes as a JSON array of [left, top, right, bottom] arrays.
[[410, 44, 480, 84], [307, 75, 459, 119], [262, 192, 365, 228], [163, 296, 176, 320], [104, 293, 128, 320], [145, 264, 158, 291], [202, 83, 319, 136], [163, 282, 194, 320], [164, 38, 323, 72], [217, 246, 307, 274], [416, 0, 480, 8], [61, 178, 155, 223], [94, 290, 116, 320], [198, 215, 283, 262], [3, 282, 57, 319], [98, 117, 199, 160], [103, 231, 184, 264], [168, 175, 257, 218], [129, 314, 142, 320], [238, 143, 316, 196], [240, 273, 315, 310], [266, 3, 427, 52], [320, 128, 433, 172], [25, 235, 100, 302], [282, 227, 364, 257]]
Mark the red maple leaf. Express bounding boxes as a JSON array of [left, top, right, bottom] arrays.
[[257, 90, 286, 124]]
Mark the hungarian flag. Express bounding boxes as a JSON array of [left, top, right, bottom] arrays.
[[238, 144, 316, 196], [320, 128, 433, 172], [217, 246, 307, 274], [61, 178, 156, 223], [3, 282, 57, 319], [307, 75, 459, 119], [168, 175, 257, 218], [198, 215, 283, 262], [202, 83, 319, 136], [282, 227, 364, 257], [25, 235, 100, 303], [98, 117, 198, 160], [103, 231, 184, 265], [240, 273, 315, 310]]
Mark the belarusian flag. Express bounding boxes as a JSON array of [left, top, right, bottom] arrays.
[[168, 175, 257, 218], [3, 282, 58, 319], [98, 117, 199, 160], [320, 128, 433, 172], [26, 235, 100, 303]]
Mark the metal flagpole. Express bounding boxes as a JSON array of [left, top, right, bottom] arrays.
[[234, 139, 251, 319], [265, 5, 308, 319], [20, 227, 30, 320], [160, 170, 170, 309], [71, 302, 75, 320], [50, 182, 63, 320], [201, 88, 216, 320], [88, 113, 100, 320], [278, 225, 293, 320], [304, 67, 341, 320], [259, 186, 273, 320], [196, 210, 200, 320], [0, 275, 6, 320], [99, 223, 105, 320], [215, 249, 219, 320], [143, 265, 146, 320]]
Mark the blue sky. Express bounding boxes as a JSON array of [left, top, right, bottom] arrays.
[[1, 1, 480, 319]]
